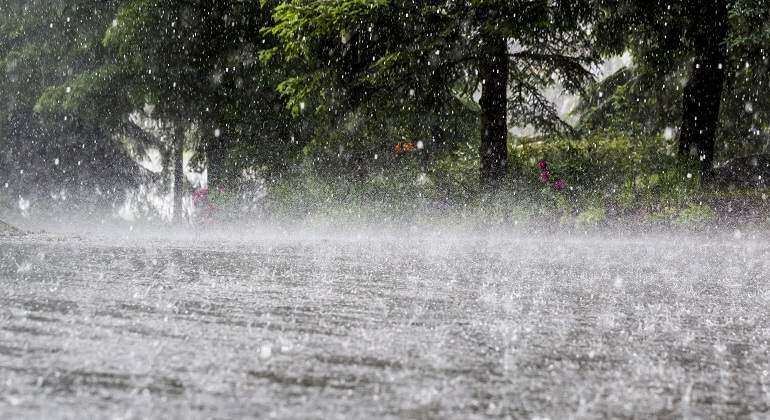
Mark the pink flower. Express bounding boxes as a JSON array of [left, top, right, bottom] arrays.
[[537, 160, 548, 170], [192, 188, 209, 204], [539, 171, 551, 183], [553, 179, 566, 191]]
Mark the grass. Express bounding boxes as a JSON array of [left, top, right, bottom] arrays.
[[249, 134, 770, 230]]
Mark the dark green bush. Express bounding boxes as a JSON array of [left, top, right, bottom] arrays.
[[257, 133, 768, 226]]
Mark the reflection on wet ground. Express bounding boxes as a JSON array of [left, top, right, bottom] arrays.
[[1, 232, 769, 418]]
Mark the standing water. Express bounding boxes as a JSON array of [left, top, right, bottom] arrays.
[[1, 227, 769, 418]]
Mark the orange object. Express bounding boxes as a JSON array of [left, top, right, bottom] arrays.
[[394, 142, 416, 154]]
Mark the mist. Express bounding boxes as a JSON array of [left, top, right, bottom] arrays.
[[3, 0, 770, 418]]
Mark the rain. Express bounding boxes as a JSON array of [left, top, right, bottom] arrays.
[[2, 1, 770, 418]]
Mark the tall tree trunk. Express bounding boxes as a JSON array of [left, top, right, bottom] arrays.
[[173, 123, 185, 222], [478, 31, 509, 189], [205, 130, 227, 191], [678, 0, 728, 184]]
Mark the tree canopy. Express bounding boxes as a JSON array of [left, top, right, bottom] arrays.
[[266, 0, 599, 185], [2, 0, 770, 217], [580, 0, 770, 179]]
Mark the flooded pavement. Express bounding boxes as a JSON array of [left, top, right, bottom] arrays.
[[1, 230, 770, 419]]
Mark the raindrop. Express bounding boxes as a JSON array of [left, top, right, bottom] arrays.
[[259, 344, 272, 359]]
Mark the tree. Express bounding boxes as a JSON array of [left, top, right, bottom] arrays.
[[265, 0, 598, 189], [0, 0, 152, 213], [36, 0, 305, 220], [584, 0, 770, 183], [100, 0, 233, 221], [677, 0, 729, 182], [723, 0, 770, 157]]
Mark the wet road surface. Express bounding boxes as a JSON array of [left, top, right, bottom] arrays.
[[1, 230, 770, 418]]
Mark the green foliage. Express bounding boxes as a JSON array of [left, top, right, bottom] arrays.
[[722, 0, 770, 155], [2, 0, 769, 219], [431, 143, 482, 201], [510, 135, 680, 190], [575, 67, 684, 137], [582, 0, 770, 158], [507, 135, 706, 219], [0, 0, 144, 207], [34, 64, 133, 127], [675, 204, 717, 226], [36, 0, 313, 188], [264, 164, 439, 223], [258, 133, 737, 228], [575, 206, 608, 227], [265, 0, 599, 181]]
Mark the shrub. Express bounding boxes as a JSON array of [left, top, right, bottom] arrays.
[[675, 204, 717, 226]]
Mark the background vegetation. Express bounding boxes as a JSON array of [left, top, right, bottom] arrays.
[[1, 0, 769, 226]]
